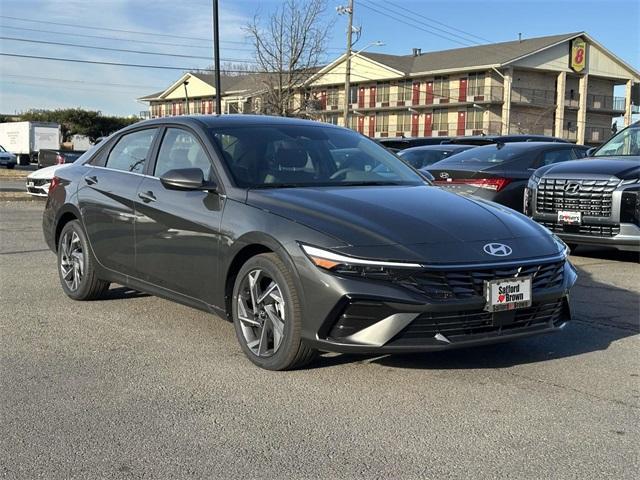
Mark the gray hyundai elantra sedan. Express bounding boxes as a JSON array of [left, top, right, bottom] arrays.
[[43, 115, 576, 370]]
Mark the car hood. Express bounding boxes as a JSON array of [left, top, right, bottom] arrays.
[[247, 185, 560, 263], [27, 164, 71, 180], [537, 157, 640, 180]]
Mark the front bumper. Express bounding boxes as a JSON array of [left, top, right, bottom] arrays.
[[299, 257, 576, 354], [548, 222, 640, 252], [26, 179, 50, 197]]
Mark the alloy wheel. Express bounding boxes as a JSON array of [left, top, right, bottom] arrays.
[[60, 230, 84, 291], [237, 269, 286, 357]]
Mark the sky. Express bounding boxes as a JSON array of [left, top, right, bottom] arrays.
[[0, 0, 638, 117]]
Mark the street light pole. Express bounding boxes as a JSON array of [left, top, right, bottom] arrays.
[[212, 0, 222, 115], [341, 0, 354, 129], [183, 80, 190, 114]]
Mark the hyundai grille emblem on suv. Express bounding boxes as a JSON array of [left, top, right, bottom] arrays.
[[563, 182, 581, 193], [483, 243, 513, 256], [439, 172, 450, 179]]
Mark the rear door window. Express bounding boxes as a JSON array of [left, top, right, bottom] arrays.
[[106, 129, 157, 174]]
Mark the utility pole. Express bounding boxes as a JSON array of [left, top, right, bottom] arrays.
[[212, 0, 222, 115], [339, 1, 354, 128]]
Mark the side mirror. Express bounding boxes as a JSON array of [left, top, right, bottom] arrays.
[[419, 169, 435, 182], [160, 168, 216, 191], [586, 147, 596, 157]]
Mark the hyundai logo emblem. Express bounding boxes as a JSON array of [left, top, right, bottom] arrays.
[[439, 172, 450, 179], [483, 243, 513, 256], [563, 182, 581, 193]]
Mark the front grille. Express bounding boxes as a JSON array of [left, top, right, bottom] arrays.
[[388, 300, 564, 346], [536, 178, 620, 217], [395, 261, 564, 300], [541, 221, 620, 237]]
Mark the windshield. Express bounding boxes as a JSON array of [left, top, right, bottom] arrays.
[[431, 145, 521, 166], [594, 126, 640, 157], [0, 145, 6, 152], [209, 125, 424, 188]]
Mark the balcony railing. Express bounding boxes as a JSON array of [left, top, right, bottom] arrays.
[[564, 93, 580, 108], [585, 126, 613, 144], [511, 87, 556, 107], [586, 94, 625, 111], [309, 86, 504, 112]]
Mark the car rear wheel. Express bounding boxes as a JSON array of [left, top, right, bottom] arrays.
[[57, 220, 110, 300], [232, 253, 317, 370]]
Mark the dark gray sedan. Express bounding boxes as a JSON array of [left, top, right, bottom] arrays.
[[42, 115, 576, 370]]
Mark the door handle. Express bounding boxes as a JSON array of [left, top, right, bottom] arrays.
[[84, 175, 98, 185], [138, 190, 156, 203]]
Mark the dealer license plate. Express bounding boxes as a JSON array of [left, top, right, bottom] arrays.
[[484, 276, 532, 312], [557, 210, 581, 225]]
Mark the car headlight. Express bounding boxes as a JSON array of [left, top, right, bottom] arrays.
[[552, 233, 570, 257], [300, 244, 422, 278], [527, 173, 541, 190], [620, 178, 638, 186]]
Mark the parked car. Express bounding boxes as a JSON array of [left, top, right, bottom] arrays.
[[0, 144, 17, 169], [525, 122, 639, 252], [38, 149, 85, 169], [448, 134, 570, 146], [398, 144, 475, 169], [26, 164, 72, 197], [427, 142, 590, 211], [28, 147, 96, 196], [377, 137, 452, 150], [43, 115, 576, 370]]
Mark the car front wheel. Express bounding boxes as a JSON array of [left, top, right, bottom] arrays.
[[57, 220, 110, 300], [232, 253, 317, 370]]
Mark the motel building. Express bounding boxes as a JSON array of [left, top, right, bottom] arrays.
[[140, 32, 639, 145]]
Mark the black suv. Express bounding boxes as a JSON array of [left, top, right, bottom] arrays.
[[525, 122, 639, 252]]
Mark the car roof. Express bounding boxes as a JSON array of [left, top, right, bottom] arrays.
[[125, 114, 344, 131], [459, 141, 579, 153], [401, 144, 473, 152]]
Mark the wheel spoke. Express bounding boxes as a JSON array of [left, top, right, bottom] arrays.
[[257, 281, 277, 304], [248, 270, 261, 312], [237, 297, 260, 327], [265, 305, 284, 351], [257, 323, 269, 357]]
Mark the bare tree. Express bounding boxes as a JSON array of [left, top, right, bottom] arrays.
[[245, 0, 332, 116]]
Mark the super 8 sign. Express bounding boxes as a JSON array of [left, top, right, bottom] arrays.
[[570, 38, 587, 72]]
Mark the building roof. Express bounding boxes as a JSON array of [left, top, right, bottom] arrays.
[[360, 32, 582, 74]]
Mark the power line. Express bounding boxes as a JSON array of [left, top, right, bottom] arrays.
[[0, 14, 252, 44], [1, 73, 165, 90], [0, 24, 253, 52], [0, 36, 259, 63]]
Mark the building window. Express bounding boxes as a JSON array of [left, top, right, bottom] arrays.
[[468, 73, 485, 96], [326, 115, 339, 125], [348, 115, 357, 130], [433, 108, 447, 131], [466, 107, 483, 129], [349, 85, 358, 104], [434, 76, 449, 99], [398, 81, 412, 102], [227, 102, 240, 114], [376, 82, 390, 103], [375, 112, 389, 133], [396, 112, 411, 131], [327, 87, 339, 107], [194, 99, 202, 114]]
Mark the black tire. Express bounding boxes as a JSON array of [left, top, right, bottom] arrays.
[[231, 253, 317, 370], [57, 220, 110, 301], [6, 164, 14, 169]]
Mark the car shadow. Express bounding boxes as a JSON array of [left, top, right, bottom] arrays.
[[313, 254, 639, 371], [102, 286, 150, 300]]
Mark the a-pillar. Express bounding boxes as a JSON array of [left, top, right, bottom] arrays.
[[554, 71, 567, 138], [577, 74, 589, 144]]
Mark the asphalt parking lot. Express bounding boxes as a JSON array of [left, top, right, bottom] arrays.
[[1, 201, 638, 479]]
